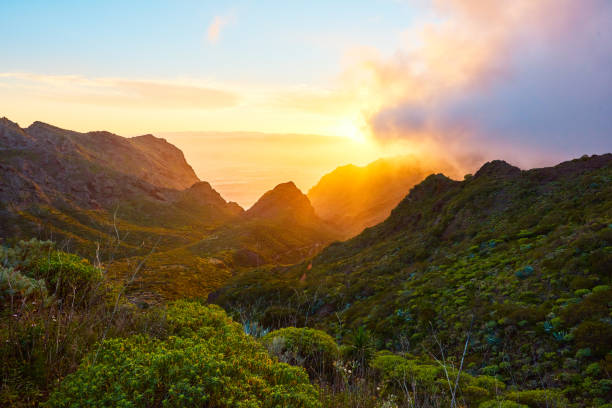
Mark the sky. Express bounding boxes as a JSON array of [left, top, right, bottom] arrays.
[[1, 1, 611, 206]]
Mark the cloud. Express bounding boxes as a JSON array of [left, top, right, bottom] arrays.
[[207, 15, 230, 44], [115, 80, 239, 108], [352, 0, 612, 166], [0, 73, 240, 109]]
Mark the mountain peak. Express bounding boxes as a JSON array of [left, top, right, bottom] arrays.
[[474, 160, 521, 179], [1, 116, 21, 129], [270, 181, 299, 193], [246, 181, 315, 220], [27, 120, 64, 133], [0, 117, 33, 149]]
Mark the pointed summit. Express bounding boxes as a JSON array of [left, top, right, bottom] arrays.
[[0, 117, 34, 148], [246, 181, 317, 221]]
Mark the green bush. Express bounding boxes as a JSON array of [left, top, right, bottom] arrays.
[[262, 327, 339, 382], [506, 389, 569, 408], [1, 239, 102, 301], [371, 352, 503, 407], [32, 251, 102, 299], [479, 401, 528, 408], [260, 305, 304, 329], [343, 326, 376, 375], [46, 302, 321, 408], [0, 238, 53, 270]]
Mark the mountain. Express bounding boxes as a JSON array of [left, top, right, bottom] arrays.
[[212, 154, 612, 404], [1, 118, 200, 200], [190, 182, 339, 270], [0, 117, 338, 301], [111, 181, 339, 300], [0, 117, 243, 255], [247, 182, 320, 222], [307, 155, 460, 238]]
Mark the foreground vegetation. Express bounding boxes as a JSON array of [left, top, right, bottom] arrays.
[[1, 240, 320, 407], [2, 239, 584, 408]]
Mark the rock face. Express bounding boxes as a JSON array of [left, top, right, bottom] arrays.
[[25, 120, 200, 190], [0, 118, 201, 208], [128, 134, 200, 190], [176, 181, 244, 218]]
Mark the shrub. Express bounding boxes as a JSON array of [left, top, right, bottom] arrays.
[[371, 353, 503, 407], [592, 285, 611, 293], [343, 326, 376, 375], [31, 251, 102, 299], [561, 289, 612, 327], [371, 354, 441, 405], [0, 239, 53, 270], [46, 302, 321, 408], [515, 265, 534, 279], [262, 327, 339, 382], [165, 299, 231, 336], [0, 266, 50, 305], [261, 305, 304, 329], [1, 239, 102, 301], [506, 389, 569, 408], [1, 240, 122, 408], [479, 401, 528, 408]]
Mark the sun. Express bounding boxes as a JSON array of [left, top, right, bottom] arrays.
[[333, 117, 369, 143]]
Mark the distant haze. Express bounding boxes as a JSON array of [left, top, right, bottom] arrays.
[[159, 131, 394, 208]]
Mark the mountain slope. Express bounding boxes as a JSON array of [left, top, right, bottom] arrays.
[[110, 182, 339, 301], [1, 117, 340, 301], [307, 155, 460, 238], [26, 120, 200, 191], [190, 182, 340, 269], [213, 154, 612, 404], [0, 117, 242, 256], [247, 182, 318, 221]]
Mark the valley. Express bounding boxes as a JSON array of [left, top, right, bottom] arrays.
[[1, 118, 611, 408]]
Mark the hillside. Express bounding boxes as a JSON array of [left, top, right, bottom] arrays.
[[0, 117, 238, 252], [112, 182, 339, 300], [190, 182, 339, 268], [213, 154, 612, 405], [307, 155, 460, 238], [247, 182, 318, 222], [0, 117, 338, 301]]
